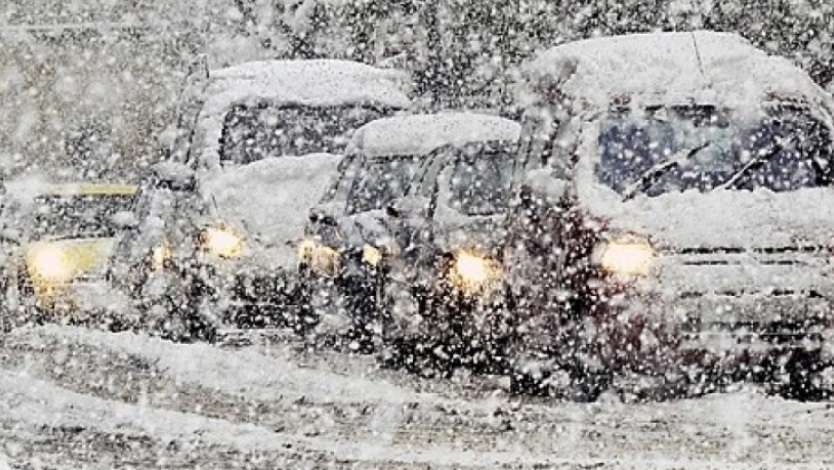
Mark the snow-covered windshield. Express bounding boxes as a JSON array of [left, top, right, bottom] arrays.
[[346, 156, 420, 214], [596, 105, 834, 197], [30, 194, 135, 240], [219, 103, 387, 163], [448, 142, 515, 216]]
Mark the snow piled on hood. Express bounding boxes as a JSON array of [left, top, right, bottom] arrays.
[[201, 154, 342, 269], [349, 112, 521, 158], [572, 130, 834, 249], [522, 31, 833, 111]]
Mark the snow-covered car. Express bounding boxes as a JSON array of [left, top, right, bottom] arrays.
[[376, 114, 521, 375], [0, 181, 138, 332], [109, 59, 411, 341], [303, 112, 519, 358], [504, 31, 834, 399]]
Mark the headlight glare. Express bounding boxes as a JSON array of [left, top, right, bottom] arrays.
[[450, 251, 501, 294], [599, 239, 653, 276], [298, 239, 340, 276], [202, 226, 244, 258], [29, 246, 72, 282], [362, 244, 382, 266]]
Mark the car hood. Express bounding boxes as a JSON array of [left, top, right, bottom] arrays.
[[431, 204, 507, 255], [577, 183, 834, 249], [200, 155, 343, 270], [24, 237, 117, 280]]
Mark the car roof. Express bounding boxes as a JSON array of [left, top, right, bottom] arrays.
[[348, 112, 521, 159], [521, 31, 832, 111], [206, 59, 411, 111], [38, 183, 138, 197]]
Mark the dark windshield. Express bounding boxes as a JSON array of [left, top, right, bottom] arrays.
[[31, 194, 136, 240], [220, 103, 387, 163], [448, 142, 515, 216], [347, 156, 420, 214], [596, 105, 834, 197]]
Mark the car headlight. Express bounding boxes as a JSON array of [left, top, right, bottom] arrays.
[[362, 244, 382, 266], [201, 226, 244, 258], [298, 239, 340, 276], [449, 250, 501, 294], [28, 246, 73, 283], [598, 238, 654, 276], [150, 243, 171, 270]]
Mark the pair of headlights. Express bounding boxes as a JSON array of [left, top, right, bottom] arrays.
[[298, 240, 383, 277], [150, 225, 245, 271]]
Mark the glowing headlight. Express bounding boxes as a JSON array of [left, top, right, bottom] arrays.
[[298, 239, 340, 276], [202, 226, 244, 258], [599, 239, 654, 276], [450, 251, 501, 293], [362, 244, 382, 266], [150, 243, 171, 270], [29, 246, 72, 282]]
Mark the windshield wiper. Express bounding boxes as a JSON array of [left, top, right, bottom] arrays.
[[716, 135, 796, 191], [622, 141, 712, 201]]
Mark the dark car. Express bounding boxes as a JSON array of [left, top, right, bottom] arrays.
[[302, 113, 520, 354], [108, 59, 411, 342], [503, 31, 834, 400]]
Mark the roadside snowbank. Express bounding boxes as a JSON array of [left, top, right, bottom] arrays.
[[9, 325, 415, 405]]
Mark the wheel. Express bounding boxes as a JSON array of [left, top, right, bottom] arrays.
[[510, 360, 611, 402]]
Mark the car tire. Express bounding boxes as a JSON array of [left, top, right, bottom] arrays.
[[510, 361, 611, 402]]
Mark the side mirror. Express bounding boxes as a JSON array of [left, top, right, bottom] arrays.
[[110, 210, 139, 229], [152, 161, 196, 192], [309, 207, 338, 227], [386, 196, 430, 219]]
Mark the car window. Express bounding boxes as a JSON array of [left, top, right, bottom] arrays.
[[446, 142, 516, 216], [346, 155, 421, 214], [219, 103, 387, 163]]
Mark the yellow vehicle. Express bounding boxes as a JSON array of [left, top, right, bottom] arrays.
[[0, 182, 138, 330]]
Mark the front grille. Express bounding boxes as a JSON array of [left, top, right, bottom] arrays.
[[231, 273, 297, 305]]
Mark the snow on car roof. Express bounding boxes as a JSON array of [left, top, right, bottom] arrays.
[[348, 112, 521, 158], [521, 31, 832, 110], [195, 59, 411, 168], [207, 59, 411, 110]]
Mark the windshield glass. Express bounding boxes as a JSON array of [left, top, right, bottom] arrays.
[[448, 142, 516, 216], [347, 156, 420, 214], [596, 104, 834, 197], [31, 194, 135, 240], [220, 103, 387, 163]]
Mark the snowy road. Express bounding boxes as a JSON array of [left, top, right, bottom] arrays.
[[1, 326, 833, 469]]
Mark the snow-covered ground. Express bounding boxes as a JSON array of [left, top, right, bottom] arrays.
[[1, 325, 833, 469]]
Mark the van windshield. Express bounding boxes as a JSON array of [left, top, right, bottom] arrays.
[[220, 103, 387, 163], [596, 104, 834, 197]]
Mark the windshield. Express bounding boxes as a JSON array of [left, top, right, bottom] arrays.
[[219, 103, 387, 163], [596, 105, 834, 197], [30, 194, 135, 240], [347, 155, 420, 214], [447, 142, 515, 216]]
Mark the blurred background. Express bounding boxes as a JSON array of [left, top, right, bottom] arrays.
[[1, 0, 832, 182]]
